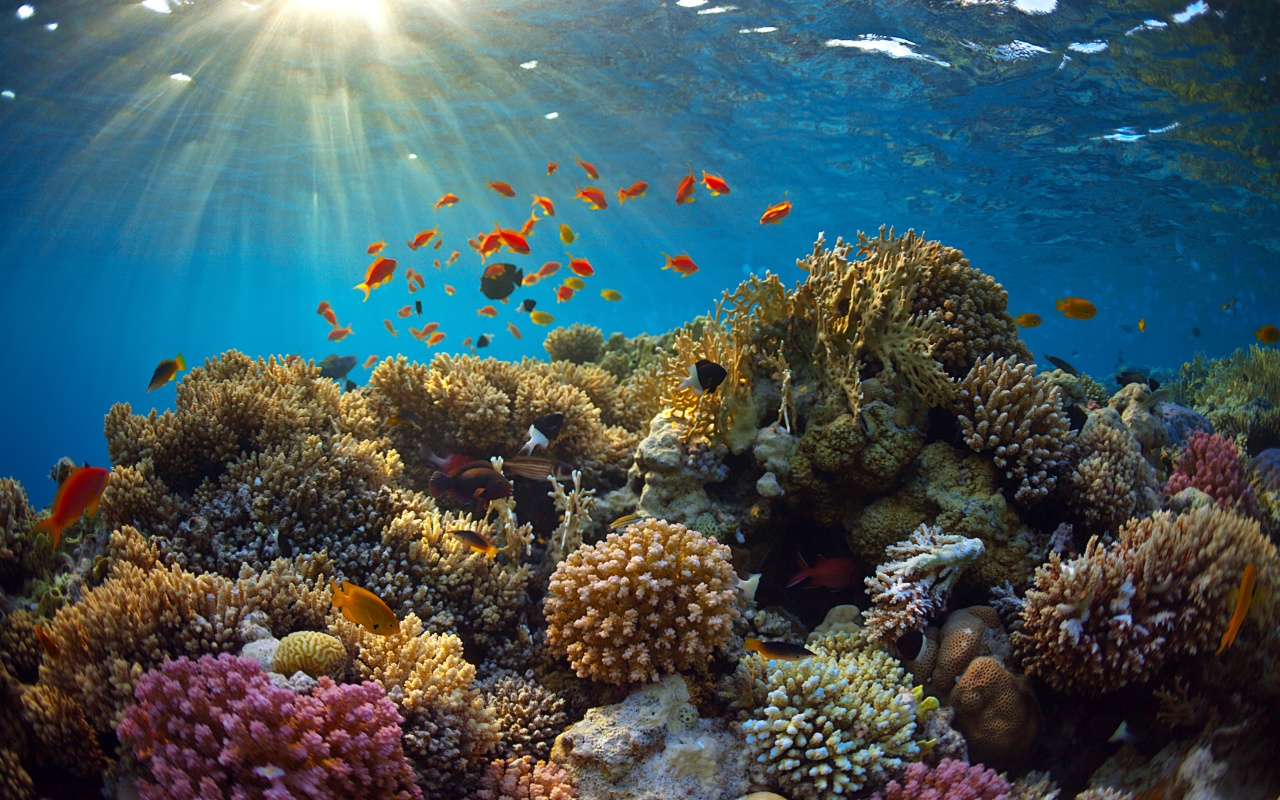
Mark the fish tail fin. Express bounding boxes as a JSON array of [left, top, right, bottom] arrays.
[[407, 240, 417, 251], [175, 353, 187, 371], [33, 517, 62, 551], [785, 553, 811, 588], [1054, 298, 1066, 310], [354, 282, 371, 301]]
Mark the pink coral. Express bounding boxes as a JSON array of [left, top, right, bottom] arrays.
[[117, 654, 422, 800], [872, 758, 1011, 800], [1165, 431, 1256, 514]]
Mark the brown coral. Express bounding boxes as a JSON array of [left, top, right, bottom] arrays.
[[0, 477, 32, 581], [1065, 409, 1161, 533], [271, 630, 347, 679], [950, 656, 1040, 768], [480, 676, 569, 761], [0, 747, 32, 800], [0, 610, 41, 684], [955, 355, 1076, 505], [543, 323, 604, 365], [473, 756, 577, 800], [544, 519, 740, 684]]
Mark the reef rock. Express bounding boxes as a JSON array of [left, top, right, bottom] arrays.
[[633, 412, 728, 524]]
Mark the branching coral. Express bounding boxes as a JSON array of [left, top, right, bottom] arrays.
[[0, 477, 32, 582], [863, 524, 985, 646], [1066, 409, 1161, 533], [544, 323, 605, 365], [543, 519, 740, 684], [474, 757, 577, 800], [1165, 431, 1256, 514], [955, 355, 1076, 505], [117, 654, 422, 800], [546, 470, 597, 564], [739, 630, 922, 799], [658, 315, 756, 449], [480, 676, 569, 761], [1012, 506, 1279, 694], [871, 758, 1012, 800]]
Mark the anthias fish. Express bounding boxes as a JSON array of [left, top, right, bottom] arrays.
[[759, 198, 791, 224], [147, 353, 187, 392], [744, 637, 814, 661], [520, 412, 564, 456], [675, 166, 696, 205], [574, 157, 599, 179], [34, 465, 109, 550], [700, 171, 730, 196], [679, 359, 727, 395], [434, 193, 459, 211], [1217, 563, 1255, 655], [428, 461, 512, 506], [331, 579, 399, 636], [486, 179, 516, 197], [786, 553, 858, 590], [328, 323, 354, 341], [618, 181, 648, 203], [574, 186, 608, 210]]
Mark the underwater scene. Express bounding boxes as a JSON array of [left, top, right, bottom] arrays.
[[1, 0, 1279, 798]]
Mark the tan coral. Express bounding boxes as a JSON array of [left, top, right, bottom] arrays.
[[480, 676, 569, 761], [544, 519, 740, 684], [19, 682, 107, 778], [1066, 409, 1161, 533], [0, 610, 41, 684], [544, 323, 605, 365], [931, 607, 1004, 698], [0, 747, 32, 800], [950, 656, 1040, 768], [0, 477, 32, 581], [474, 756, 578, 800], [272, 630, 347, 679]]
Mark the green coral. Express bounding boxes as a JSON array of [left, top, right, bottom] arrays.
[[739, 629, 922, 799]]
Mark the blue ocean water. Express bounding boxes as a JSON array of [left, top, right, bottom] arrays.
[[0, 0, 1275, 507]]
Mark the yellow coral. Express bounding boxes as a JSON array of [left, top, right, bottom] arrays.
[[543, 323, 604, 364], [272, 630, 347, 679]]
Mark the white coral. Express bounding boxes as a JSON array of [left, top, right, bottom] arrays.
[[863, 524, 985, 645]]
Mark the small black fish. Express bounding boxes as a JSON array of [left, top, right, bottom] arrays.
[[896, 630, 925, 661], [428, 461, 512, 506], [476, 334, 492, 349], [344, 380, 358, 392], [518, 299, 536, 313], [679, 359, 728, 395], [1116, 371, 1149, 388], [480, 263, 524, 301], [415, 300, 422, 316], [1043, 355, 1079, 377], [386, 410, 422, 429], [1066, 404, 1088, 432], [520, 412, 565, 456], [1192, 327, 1202, 339], [273, 528, 294, 557], [319, 354, 358, 380]]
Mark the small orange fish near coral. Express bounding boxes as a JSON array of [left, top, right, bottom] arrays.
[[354, 256, 397, 301], [1138, 317, 1146, 333], [409, 322, 439, 340], [618, 181, 648, 204], [444, 284, 456, 296], [407, 227, 439, 251], [507, 321, 522, 339], [366, 240, 385, 255], [478, 305, 499, 317], [426, 331, 446, 346], [33, 465, 109, 551], [486, 179, 516, 198], [397, 305, 413, 318], [1055, 297, 1097, 320], [1217, 563, 1255, 655], [575, 157, 599, 179], [331, 580, 399, 636], [519, 212, 539, 238], [759, 197, 791, 225], [532, 195, 556, 216], [568, 257, 594, 277], [451, 529, 499, 558], [539, 261, 561, 278], [383, 319, 398, 336], [1256, 324, 1280, 345], [662, 252, 698, 276], [556, 285, 575, 303], [547, 161, 558, 176], [700, 171, 730, 196], [34, 624, 60, 659], [434, 193, 460, 212], [1015, 313, 1042, 328], [522, 273, 541, 286], [362, 355, 379, 369], [574, 186, 608, 210], [675, 166, 696, 205], [447, 250, 460, 265], [328, 324, 354, 341], [744, 637, 813, 662]]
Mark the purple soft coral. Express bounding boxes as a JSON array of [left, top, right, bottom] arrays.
[[1165, 431, 1256, 515], [873, 758, 1011, 800], [117, 654, 422, 800]]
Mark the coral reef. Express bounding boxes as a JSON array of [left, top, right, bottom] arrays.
[[1248, 447, 1280, 538], [481, 676, 569, 762], [1176, 346, 1280, 455], [954, 355, 1075, 505], [950, 656, 1040, 768], [1165, 431, 1256, 514], [1065, 409, 1161, 533], [871, 758, 1012, 800], [474, 756, 578, 800], [544, 323, 605, 365], [0, 477, 32, 583], [863, 523, 985, 646], [544, 519, 739, 684], [1013, 506, 1280, 694], [117, 654, 422, 800]]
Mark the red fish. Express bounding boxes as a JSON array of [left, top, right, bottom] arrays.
[[367, 240, 385, 255], [478, 231, 503, 262], [617, 181, 648, 204], [354, 256, 397, 301], [486, 179, 516, 198], [532, 195, 555, 216], [317, 300, 331, 314], [433, 259, 442, 269], [409, 322, 440, 340], [760, 197, 791, 225], [494, 224, 531, 255], [519, 212, 539, 237], [478, 305, 499, 317], [363, 355, 379, 369], [446, 250, 460, 265], [33, 465, 109, 550], [575, 158, 599, 179], [522, 273, 542, 287], [701, 171, 730, 196], [407, 227, 439, 251], [547, 161, 558, 176], [444, 284, 456, 296], [34, 623, 60, 659], [556, 285, 575, 303], [574, 186, 608, 210], [426, 331, 446, 346], [538, 261, 561, 278], [507, 321, 522, 340], [383, 319, 398, 336], [397, 305, 413, 318], [662, 252, 697, 275], [675, 166, 696, 205], [786, 553, 858, 590], [434, 192, 460, 212], [328, 324, 354, 341], [321, 307, 338, 327], [432, 238, 443, 250], [412, 272, 426, 289], [569, 257, 594, 277]]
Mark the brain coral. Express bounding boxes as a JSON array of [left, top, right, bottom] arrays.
[[1065, 409, 1161, 533], [1013, 506, 1279, 694], [950, 657, 1039, 768], [955, 355, 1076, 505], [543, 519, 740, 684], [740, 630, 921, 799], [271, 630, 347, 679]]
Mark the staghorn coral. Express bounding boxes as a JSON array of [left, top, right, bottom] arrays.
[[1065, 409, 1161, 533], [951, 657, 1040, 768], [271, 630, 347, 679], [871, 758, 1012, 800], [1165, 431, 1256, 514], [544, 323, 605, 365], [658, 314, 756, 450], [863, 524, 985, 646], [342, 612, 500, 792], [480, 676, 569, 762], [544, 519, 739, 684], [739, 629, 922, 799], [474, 757, 577, 800], [1012, 506, 1280, 694], [117, 654, 422, 800], [955, 355, 1076, 505]]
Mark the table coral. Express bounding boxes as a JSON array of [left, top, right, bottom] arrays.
[[1165, 431, 1256, 514], [739, 630, 922, 799], [871, 757, 1012, 800], [1065, 409, 1161, 533], [863, 524, 985, 647], [544, 518, 739, 684], [1012, 506, 1279, 694], [117, 654, 422, 800], [955, 355, 1076, 506], [950, 657, 1040, 768]]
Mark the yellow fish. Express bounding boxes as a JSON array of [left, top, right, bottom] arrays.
[[1014, 313, 1041, 329], [600, 289, 622, 302], [530, 310, 555, 326], [331, 580, 399, 636], [1138, 317, 1146, 333], [564, 276, 586, 291], [559, 224, 575, 244]]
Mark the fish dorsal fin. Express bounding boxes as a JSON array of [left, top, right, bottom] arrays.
[[448, 460, 496, 476]]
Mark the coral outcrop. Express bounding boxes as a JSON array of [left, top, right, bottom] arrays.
[[481, 676, 569, 762], [544, 323, 605, 365], [1165, 431, 1256, 514], [1065, 409, 1161, 533], [950, 657, 1040, 768]]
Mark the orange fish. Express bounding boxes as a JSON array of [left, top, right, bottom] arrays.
[[433, 259, 442, 269], [384, 319, 398, 336], [617, 181, 648, 204], [675, 166, 696, 205], [426, 331, 446, 346], [1257, 325, 1280, 345], [507, 321, 522, 339], [407, 227, 439, 251], [433, 238, 443, 250], [547, 161, 558, 176], [532, 195, 556, 216], [495, 224, 531, 255], [407, 282, 419, 295], [663, 252, 697, 273], [478, 305, 499, 317], [331, 579, 399, 636], [1015, 313, 1042, 328], [538, 261, 561, 278], [700, 171, 730, 196], [328, 324, 354, 341], [462, 336, 474, 349], [760, 198, 791, 225], [486, 179, 516, 198], [447, 250, 460, 265], [556, 285, 575, 303], [33, 465, 109, 550], [363, 355, 379, 369], [434, 192, 460, 212], [317, 300, 331, 315], [575, 157, 599, 179], [354, 256, 397, 301], [1055, 297, 1097, 320], [568, 257, 594, 277], [1138, 317, 1146, 333], [520, 212, 539, 237], [483, 263, 509, 280], [574, 186, 608, 210], [409, 322, 439, 340], [34, 624, 60, 660], [478, 231, 503, 262], [413, 272, 426, 289], [522, 273, 542, 286], [444, 284, 456, 296], [367, 240, 385, 255], [1217, 563, 1256, 655], [397, 305, 413, 318]]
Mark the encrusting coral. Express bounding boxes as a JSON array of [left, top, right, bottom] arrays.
[[543, 518, 740, 684], [1065, 409, 1161, 533], [117, 654, 422, 800], [955, 355, 1076, 505], [1013, 506, 1280, 694], [863, 523, 985, 646], [950, 656, 1040, 768]]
